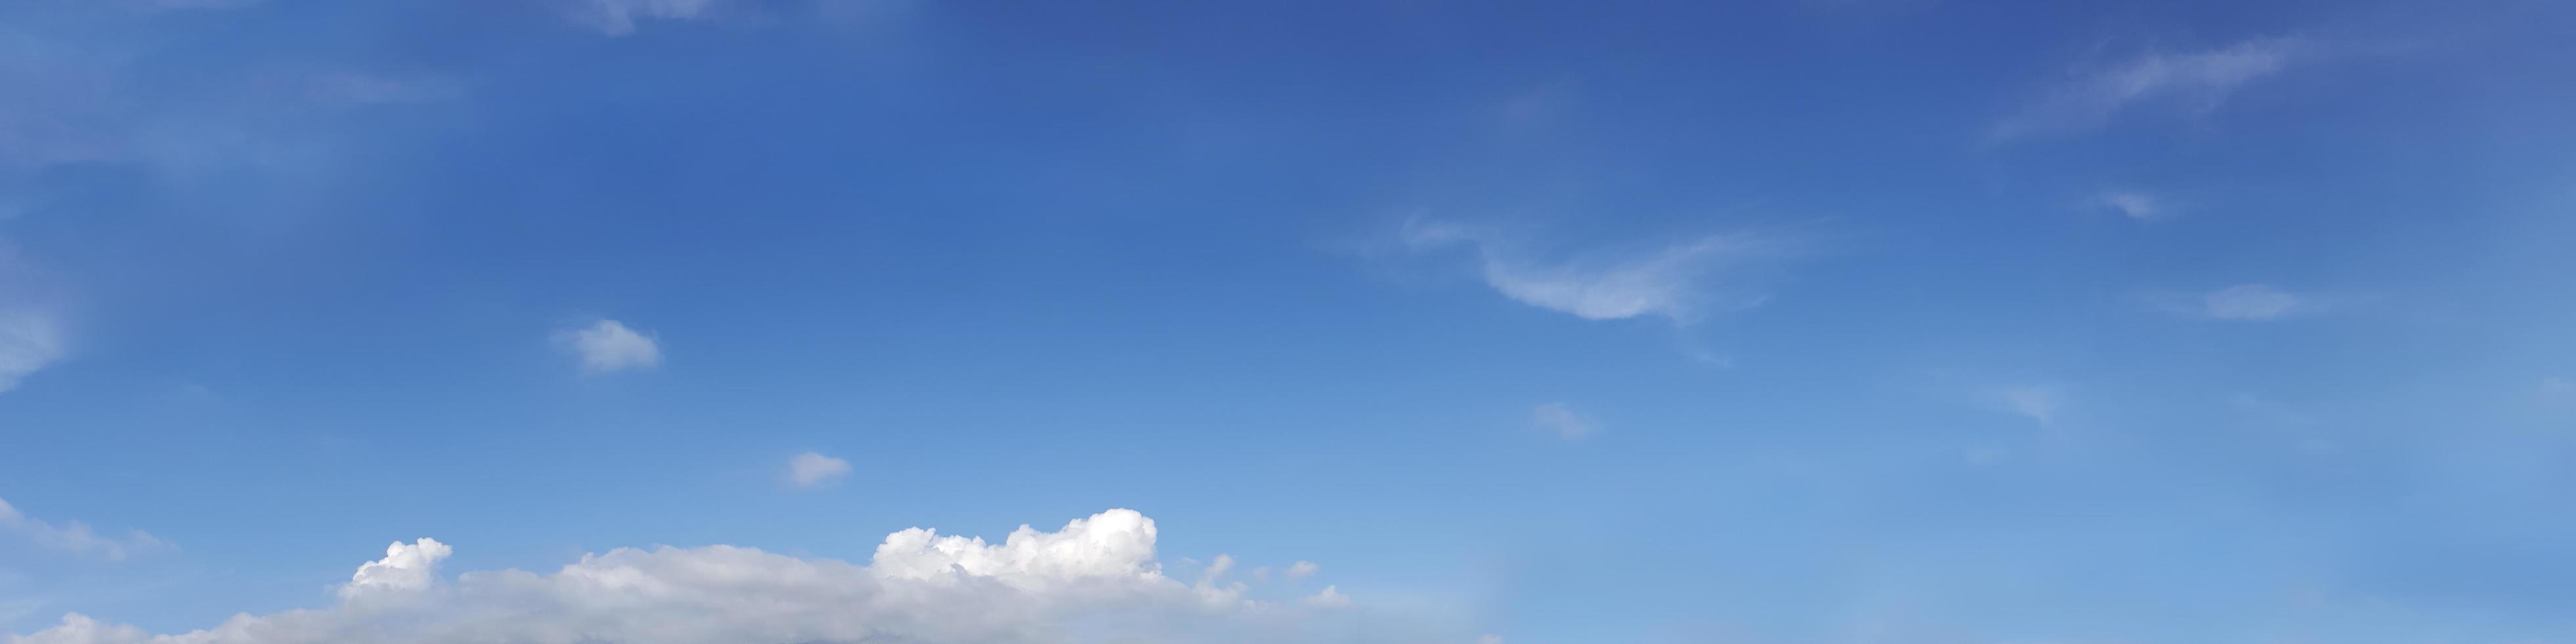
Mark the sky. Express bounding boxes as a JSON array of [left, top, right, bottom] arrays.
[[3, 1, 2575, 643]]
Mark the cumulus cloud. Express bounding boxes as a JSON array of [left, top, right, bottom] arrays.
[[568, 0, 728, 35], [340, 539, 451, 599], [785, 451, 852, 488], [1399, 219, 1778, 323], [1532, 403, 1602, 441], [1994, 36, 2305, 140], [5, 509, 1448, 644], [0, 496, 169, 561], [555, 319, 662, 374], [0, 311, 64, 394], [1285, 561, 1318, 580]]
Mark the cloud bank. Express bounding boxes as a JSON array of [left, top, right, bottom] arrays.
[[6, 509, 1449, 644]]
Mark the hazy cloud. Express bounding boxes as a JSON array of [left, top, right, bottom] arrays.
[[0, 496, 170, 561], [0, 311, 63, 394], [2153, 284, 2318, 321], [1994, 36, 2305, 140], [569, 0, 728, 35], [1994, 386, 2064, 426], [785, 451, 852, 488], [1532, 403, 1602, 441], [1399, 219, 1780, 323], [2097, 189, 2165, 221]]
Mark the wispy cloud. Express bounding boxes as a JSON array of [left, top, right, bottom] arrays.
[[785, 451, 852, 488], [1992, 385, 2065, 426], [0, 311, 64, 394], [2150, 284, 2320, 321], [1993, 36, 2305, 141], [555, 319, 662, 374], [1398, 219, 1782, 323], [1532, 402, 1603, 441], [568, 0, 729, 35], [2537, 377, 2576, 407], [0, 496, 170, 561], [2096, 189, 2167, 221]]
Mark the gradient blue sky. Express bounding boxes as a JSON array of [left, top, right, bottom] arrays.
[[5, 1, 2576, 643]]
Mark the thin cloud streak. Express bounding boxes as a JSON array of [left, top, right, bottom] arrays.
[[1993, 36, 2306, 141], [1398, 219, 1782, 324]]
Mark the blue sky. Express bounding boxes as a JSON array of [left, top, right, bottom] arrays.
[[3, 1, 2575, 643]]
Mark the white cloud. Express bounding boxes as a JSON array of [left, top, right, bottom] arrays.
[[1994, 37, 2304, 140], [555, 319, 662, 374], [2096, 189, 2163, 221], [2537, 377, 2576, 407], [2172, 284, 2315, 321], [1532, 403, 1602, 441], [1304, 586, 1349, 608], [340, 538, 451, 600], [1399, 219, 1777, 324], [1285, 561, 1318, 580], [785, 451, 852, 488], [570, 0, 728, 35], [5, 509, 1450, 644], [1994, 386, 2063, 426], [0, 311, 64, 394], [0, 496, 169, 561]]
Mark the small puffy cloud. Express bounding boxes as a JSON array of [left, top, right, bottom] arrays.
[[340, 538, 451, 599], [785, 451, 853, 488], [1305, 586, 1350, 608], [1994, 37, 2305, 141], [2, 508, 1462, 644], [1285, 561, 1318, 580], [0, 496, 170, 561], [1399, 219, 1780, 324], [555, 319, 662, 374], [569, 0, 728, 35], [1532, 403, 1602, 441], [0, 311, 65, 394]]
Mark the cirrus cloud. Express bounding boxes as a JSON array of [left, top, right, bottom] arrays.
[[1993, 36, 2307, 141], [1398, 219, 1783, 324]]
